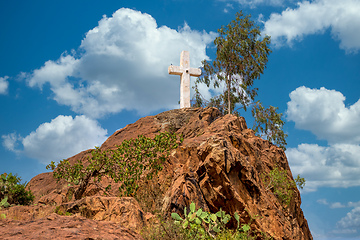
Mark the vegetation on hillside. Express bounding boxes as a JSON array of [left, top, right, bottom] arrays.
[[46, 131, 305, 239], [0, 172, 34, 208], [193, 11, 287, 150], [262, 166, 306, 207], [142, 202, 272, 240], [46, 132, 182, 201]]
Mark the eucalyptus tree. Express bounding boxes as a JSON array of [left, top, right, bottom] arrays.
[[194, 11, 287, 149], [195, 11, 271, 115]]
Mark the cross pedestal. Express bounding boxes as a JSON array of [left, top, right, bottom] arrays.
[[168, 51, 201, 108]]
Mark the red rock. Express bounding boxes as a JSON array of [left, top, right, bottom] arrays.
[[59, 196, 153, 233], [0, 213, 142, 240], [24, 107, 312, 240]]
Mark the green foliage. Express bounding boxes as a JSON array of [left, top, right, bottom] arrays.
[[111, 133, 181, 197], [251, 102, 287, 150], [294, 174, 306, 190], [142, 202, 274, 240], [47, 146, 113, 200], [0, 213, 6, 219], [193, 11, 286, 150], [0, 196, 10, 208], [171, 202, 257, 239], [47, 158, 86, 186], [262, 167, 305, 207], [0, 173, 34, 208], [195, 11, 271, 115], [47, 132, 182, 200]]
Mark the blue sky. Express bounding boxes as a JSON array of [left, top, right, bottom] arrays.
[[1, 0, 360, 239]]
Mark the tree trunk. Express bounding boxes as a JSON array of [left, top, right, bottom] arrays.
[[227, 75, 231, 115], [74, 172, 93, 200]]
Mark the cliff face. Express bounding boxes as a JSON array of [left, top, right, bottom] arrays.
[[25, 107, 312, 239]]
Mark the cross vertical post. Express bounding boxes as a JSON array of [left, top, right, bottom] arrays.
[[168, 51, 201, 108]]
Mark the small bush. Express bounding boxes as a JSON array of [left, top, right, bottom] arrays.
[[0, 173, 34, 208], [262, 167, 305, 207], [161, 202, 265, 240]]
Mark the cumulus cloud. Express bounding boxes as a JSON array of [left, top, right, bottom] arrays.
[[2, 115, 108, 164], [287, 86, 360, 144], [317, 199, 360, 236], [2, 133, 22, 153], [263, 0, 360, 53], [23, 8, 216, 118], [337, 207, 360, 232], [287, 143, 360, 190], [0, 76, 9, 94], [286, 87, 360, 190]]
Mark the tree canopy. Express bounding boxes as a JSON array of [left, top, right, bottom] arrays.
[[194, 11, 271, 115], [193, 11, 287, 150]]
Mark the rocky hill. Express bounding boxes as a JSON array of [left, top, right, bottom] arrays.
[[1, 107, 312, 239]]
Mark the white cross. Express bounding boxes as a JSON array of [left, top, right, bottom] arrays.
[[168, 51, 201, 109]]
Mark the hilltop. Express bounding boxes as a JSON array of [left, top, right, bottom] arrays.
[[1, 107, 312, 239]]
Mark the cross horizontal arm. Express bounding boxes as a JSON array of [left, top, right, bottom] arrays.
[[168, 65, 182, 76], [168, 66, 201, 77], [189, 68, 201, 77]]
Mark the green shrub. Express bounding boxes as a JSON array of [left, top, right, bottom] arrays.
[[0, 173, 34, 208], [262, 167, 305, 207], [47, 132, 183, 200], [142, 213, 253, 240], [170, 202, 258, 240]]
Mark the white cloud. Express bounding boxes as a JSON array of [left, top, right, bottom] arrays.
[[316, 199, 360, 209], [348, 202, 360, 208], [263, 0, 360, 53], [287, 86, 360, 144], [287, 143, 360, 190], [331, 202, 346, 209], [27, 55, 80, 89], [2, 133, 22, 153], [286, 87, 360, 190], [317, 199, 360, 235], [2, 115, 108, 164], [223, 3, 234, 13], [337, 206, 360, 231], [0, 76, 9, 94], [23, 8, 216, 118], [332, 228, 357, 235]]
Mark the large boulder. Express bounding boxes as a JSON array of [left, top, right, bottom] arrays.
[[25, 107, 312, 239]]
